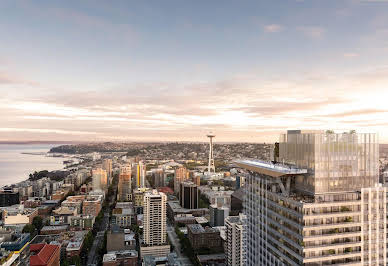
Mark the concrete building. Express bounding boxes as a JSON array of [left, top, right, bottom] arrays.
[[179, 181, 198, 209], [61, 195, 85, 214], [118, 164, 132, 201], [133, 187, 150, 214], [209, 204, 229, 227], [111, 202, 134, 228], [102, 159, 113, 184], [237, 130, 385, 266], [82, 195, 102, 217], [225, 214, 246, 266], [103, 250, 138, 266], [187, 224, 223, 252], [92, 168, 108, 192], [141, 190, 170, 258], [192, 175, 201, 186], [230, 187, 244, 216], [174, 167, 189, 194], [133, 162, 146, 188], [152, 168, 165, 187], [69, 215, 95, 230], [0, 189, 19, 207], [3, 206, 38, 227]]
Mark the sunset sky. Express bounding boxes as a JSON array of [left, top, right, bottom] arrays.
[[1, 0, 388, 143]]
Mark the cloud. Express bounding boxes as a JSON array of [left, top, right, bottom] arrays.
[[319, 109, 388, 118], [263, 24, 284, 33], [343, 53, 359, 58], [2, 66, 388, 142], [297, 26, 326, 39]]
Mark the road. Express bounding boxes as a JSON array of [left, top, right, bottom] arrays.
[[167, 223, 193, 266], [87, 211, 110, 266]]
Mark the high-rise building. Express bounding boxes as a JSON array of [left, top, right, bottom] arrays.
[[192, 175, 201, 186], [237, 130, 385, 265], [141, 190, 170, 258], [0, 188, 20, 207], [225, 214, 246, 266], [118, 164, 132, 202], [152, 169, 165, 187], [133, 162, 146, 188], [209, 204, 229, 227], [179, 181, 198, 209], [174, 167, 189, 193], [92, 168, 108, 192], [102, 159, 113, 184]]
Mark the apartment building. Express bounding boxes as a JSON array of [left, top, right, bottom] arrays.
[[237, 130, 384, 266], [225, 214, 246, 266]]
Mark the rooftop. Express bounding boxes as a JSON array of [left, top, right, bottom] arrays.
[[234, 159, 307, 177], [30, 244, 60, 266]]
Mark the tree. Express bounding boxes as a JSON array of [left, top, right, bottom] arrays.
[[32, 216, 43, 233], [22, 224, 36, 239]]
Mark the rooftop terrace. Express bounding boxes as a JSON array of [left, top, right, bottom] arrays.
[[235, 159, 307, 177]]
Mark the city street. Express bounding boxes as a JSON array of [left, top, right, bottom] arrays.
[[167, 223, 193, 266]]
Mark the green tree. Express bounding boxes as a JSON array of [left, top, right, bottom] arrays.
[[22, 224, 36, 239], [32, 216, 43, 233]]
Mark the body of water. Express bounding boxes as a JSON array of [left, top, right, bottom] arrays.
[[0, 144, 66, 187]]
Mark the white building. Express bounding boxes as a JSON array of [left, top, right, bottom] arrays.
[[239, 130, 385, 266], [225, 214, 246, 266], [141, 190, 169, 258]]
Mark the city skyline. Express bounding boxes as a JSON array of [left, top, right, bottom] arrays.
[[1, 1, 388, 142]]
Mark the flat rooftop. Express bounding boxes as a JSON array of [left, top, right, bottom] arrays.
[[234, 159, 307, 177]]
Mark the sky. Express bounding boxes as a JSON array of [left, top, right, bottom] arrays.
[[1, 0, 388, 143]]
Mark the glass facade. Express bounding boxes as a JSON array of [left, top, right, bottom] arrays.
[[279, 130, 379, 194]]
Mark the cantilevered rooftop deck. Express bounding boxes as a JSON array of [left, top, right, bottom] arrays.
[[234, 159, 307, 177]]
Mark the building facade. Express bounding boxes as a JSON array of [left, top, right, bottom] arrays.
[[238, 130, 385, 266], [209, 204, 229, 227], [141, 190, 170, 258], [179, 181, 198, 209], [225, 214, 246, 266], [174, 167, 189, 193]]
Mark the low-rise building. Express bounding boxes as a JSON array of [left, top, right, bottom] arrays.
[[30, 243, 61, 266], [41, 225, 69, 235], [103, 250, 138, 266], [82, 195, 102, 217], [51, 206, 77, 225], [187, 224, 223, 252], [111, 202, 134, 228], [3, 205, 38, 227], [69, 215, 95, 230]]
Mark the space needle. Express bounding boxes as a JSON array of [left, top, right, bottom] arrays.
[[207, 132, 216, 175]]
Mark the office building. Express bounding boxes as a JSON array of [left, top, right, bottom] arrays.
[[225, 214, 246, 266], [140, 190, 170, 258], [0, 189, 20, 207], [237, 130, 384, 265], [118, 174, 132, 202], [152, 168, 165, 187], [192, 175, 201, 186], [102, 159, 113, 184], [179, 181, 198, 209], [133, 162, 146, 188], [174, 167, 189, 193], [209, 204, 229, 227], [92, 168, 108, 192]]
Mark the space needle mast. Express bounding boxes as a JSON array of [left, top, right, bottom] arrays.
[[207, 132, 216, 175]]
